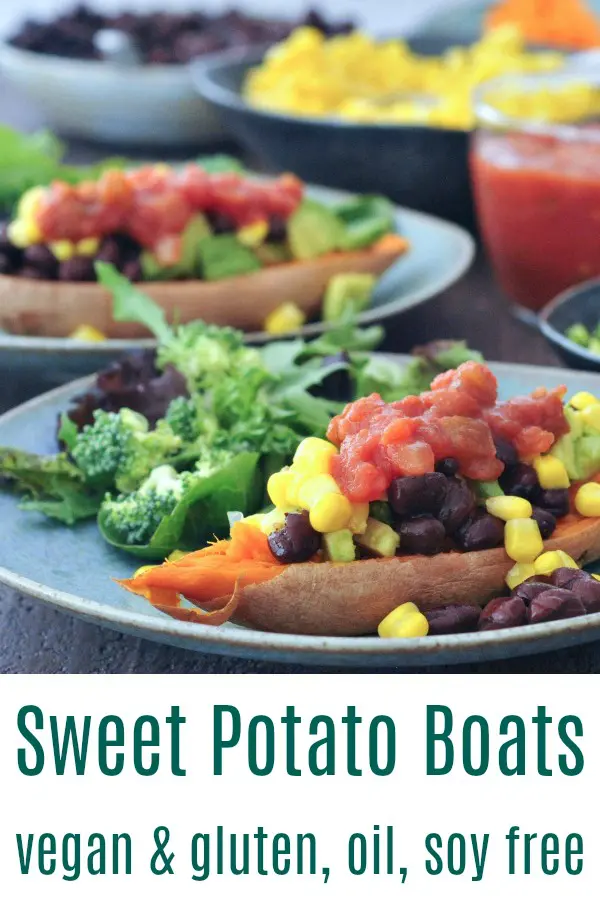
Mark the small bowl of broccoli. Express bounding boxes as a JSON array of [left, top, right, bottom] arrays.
[[539, 277, 600, 371]]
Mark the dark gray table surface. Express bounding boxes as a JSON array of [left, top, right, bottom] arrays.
[[2, 79, 599, 674]]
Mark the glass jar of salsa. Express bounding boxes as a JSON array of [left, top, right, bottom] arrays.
[[471, 71, 600, 317]]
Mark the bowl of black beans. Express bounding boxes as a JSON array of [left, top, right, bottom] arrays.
[[0, 4, 352, 147]]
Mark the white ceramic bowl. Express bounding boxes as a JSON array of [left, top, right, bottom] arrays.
[[0, 41, 225, 146]]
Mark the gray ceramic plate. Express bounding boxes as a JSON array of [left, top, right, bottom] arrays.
[[0, 184, 474, 393], [3, 356, 600, 667]]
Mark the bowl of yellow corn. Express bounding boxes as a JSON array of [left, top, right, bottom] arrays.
[[193, 26, 567, 229]]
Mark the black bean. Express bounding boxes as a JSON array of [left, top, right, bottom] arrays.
[[23, 244, 58, 276], [552, 569, 600, 612], [389, 473, 447, 518], [438, 476, 476, 534], [267, 512, 321, 564], [536, 488, 570, 519], [435, 457, 459, 477], [122, 260, 142, 282], [59, 256, 96, 281], [268, 215, 287, 243], [499, 462, 539, 499], [455, 510, 505, 551], [398, 515, 446, 555], [551, 567, 587, 590], [531, 506, 557, 539], [0, 251, 13, 274], [512, 576, 553, 604], [208, 211, 236, 234], [0, 223, 12, 252], [528, 588, 585, 624], [425, 604, 481, 635], [96, 237, 123, 267], [478, 595, 527, 630], [19, 265, 51, 280], [494, 436, 519, 468]]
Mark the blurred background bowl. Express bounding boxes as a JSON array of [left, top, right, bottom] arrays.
[[192, 45, 474, 229], [0, 41, 225, 146], [539, 278, 600, 371]]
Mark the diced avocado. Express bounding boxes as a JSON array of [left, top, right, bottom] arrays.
[[323, 272, 376, 322], [334, 195, 395, 227], [287, 199, 345, 260], [197, 234, 261, 281], [323, 529, 356, 562], [338, 218, 392, 251], [471, 479, 504, 502], [369, 500, 394, 526], [565, 405, 584, 439], [552, 434, 580, 481], [576, 435, 600, 480], [355, 517, 400, 558], [566, 323, 591, 347], [140, 214, 212, 280], [334, 195, 396, 250], [254, 242, 292, 266]]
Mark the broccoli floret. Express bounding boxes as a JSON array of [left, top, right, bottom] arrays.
[[194, 445, 236, 479], [157, 321, 263, 391], [72, 408, 182, 493], [100, 465, 192, 546], [72, 408, 147, 488], [164, 395, 218, 444]]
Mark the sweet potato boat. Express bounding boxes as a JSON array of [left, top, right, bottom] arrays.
[[121, 506, 600, 637], [0, 234, 408, 339]]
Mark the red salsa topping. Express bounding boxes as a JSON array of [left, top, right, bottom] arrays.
[[472, 128, 600, 311], [34, 165, 304, 251], [327, 361, 569, 503]]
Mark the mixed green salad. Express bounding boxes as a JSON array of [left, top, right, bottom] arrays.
[[0, 264, 481, 559]]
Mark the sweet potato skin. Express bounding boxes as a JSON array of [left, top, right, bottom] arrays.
[[207, 513, 600, 636]]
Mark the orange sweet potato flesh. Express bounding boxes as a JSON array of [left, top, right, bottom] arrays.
[[225, 511, 600, 635], [121, 511, 600, 637]]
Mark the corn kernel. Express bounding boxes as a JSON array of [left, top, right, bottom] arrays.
[[17, 186, 45, 220], [533, 550, 579, 576], [348, 501, 370, 535], [260, 508, 287, 535], [68, 324, 106, 342], [504, 517, 544, 562], [293, 437, 337, 475], [133, 564, 157, 578], [582, 403, 600, 432], [241, 513, 265, 530], [237, 219, 269, 247], [264, 302, 306, 335], [7, 218, 42, 248], [309, 492, 352, 532], [267, 469, 295, 508], [505, 561, 536, 590], [569, 391, 599, 410], [298, 473, 340, 510], [532, 454, 570, 489], [76, 237, 100, 256], [486, 495, 533, 520], [378, 602, 429, 639], [575, 482, 600, 517], [50, 240, 77, 261], [167, 550, 188, 562]]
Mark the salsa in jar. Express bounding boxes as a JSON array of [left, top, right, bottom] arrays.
[[471, 73, 600, 313]]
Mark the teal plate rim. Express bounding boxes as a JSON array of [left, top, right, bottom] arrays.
[[3, 357, 600, 668], [0, 186, 475, 355]]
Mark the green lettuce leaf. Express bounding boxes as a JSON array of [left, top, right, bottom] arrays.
[[97, 451, 261, 559], [95, 262, 173, 342], [0, 448, 103, 524]]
